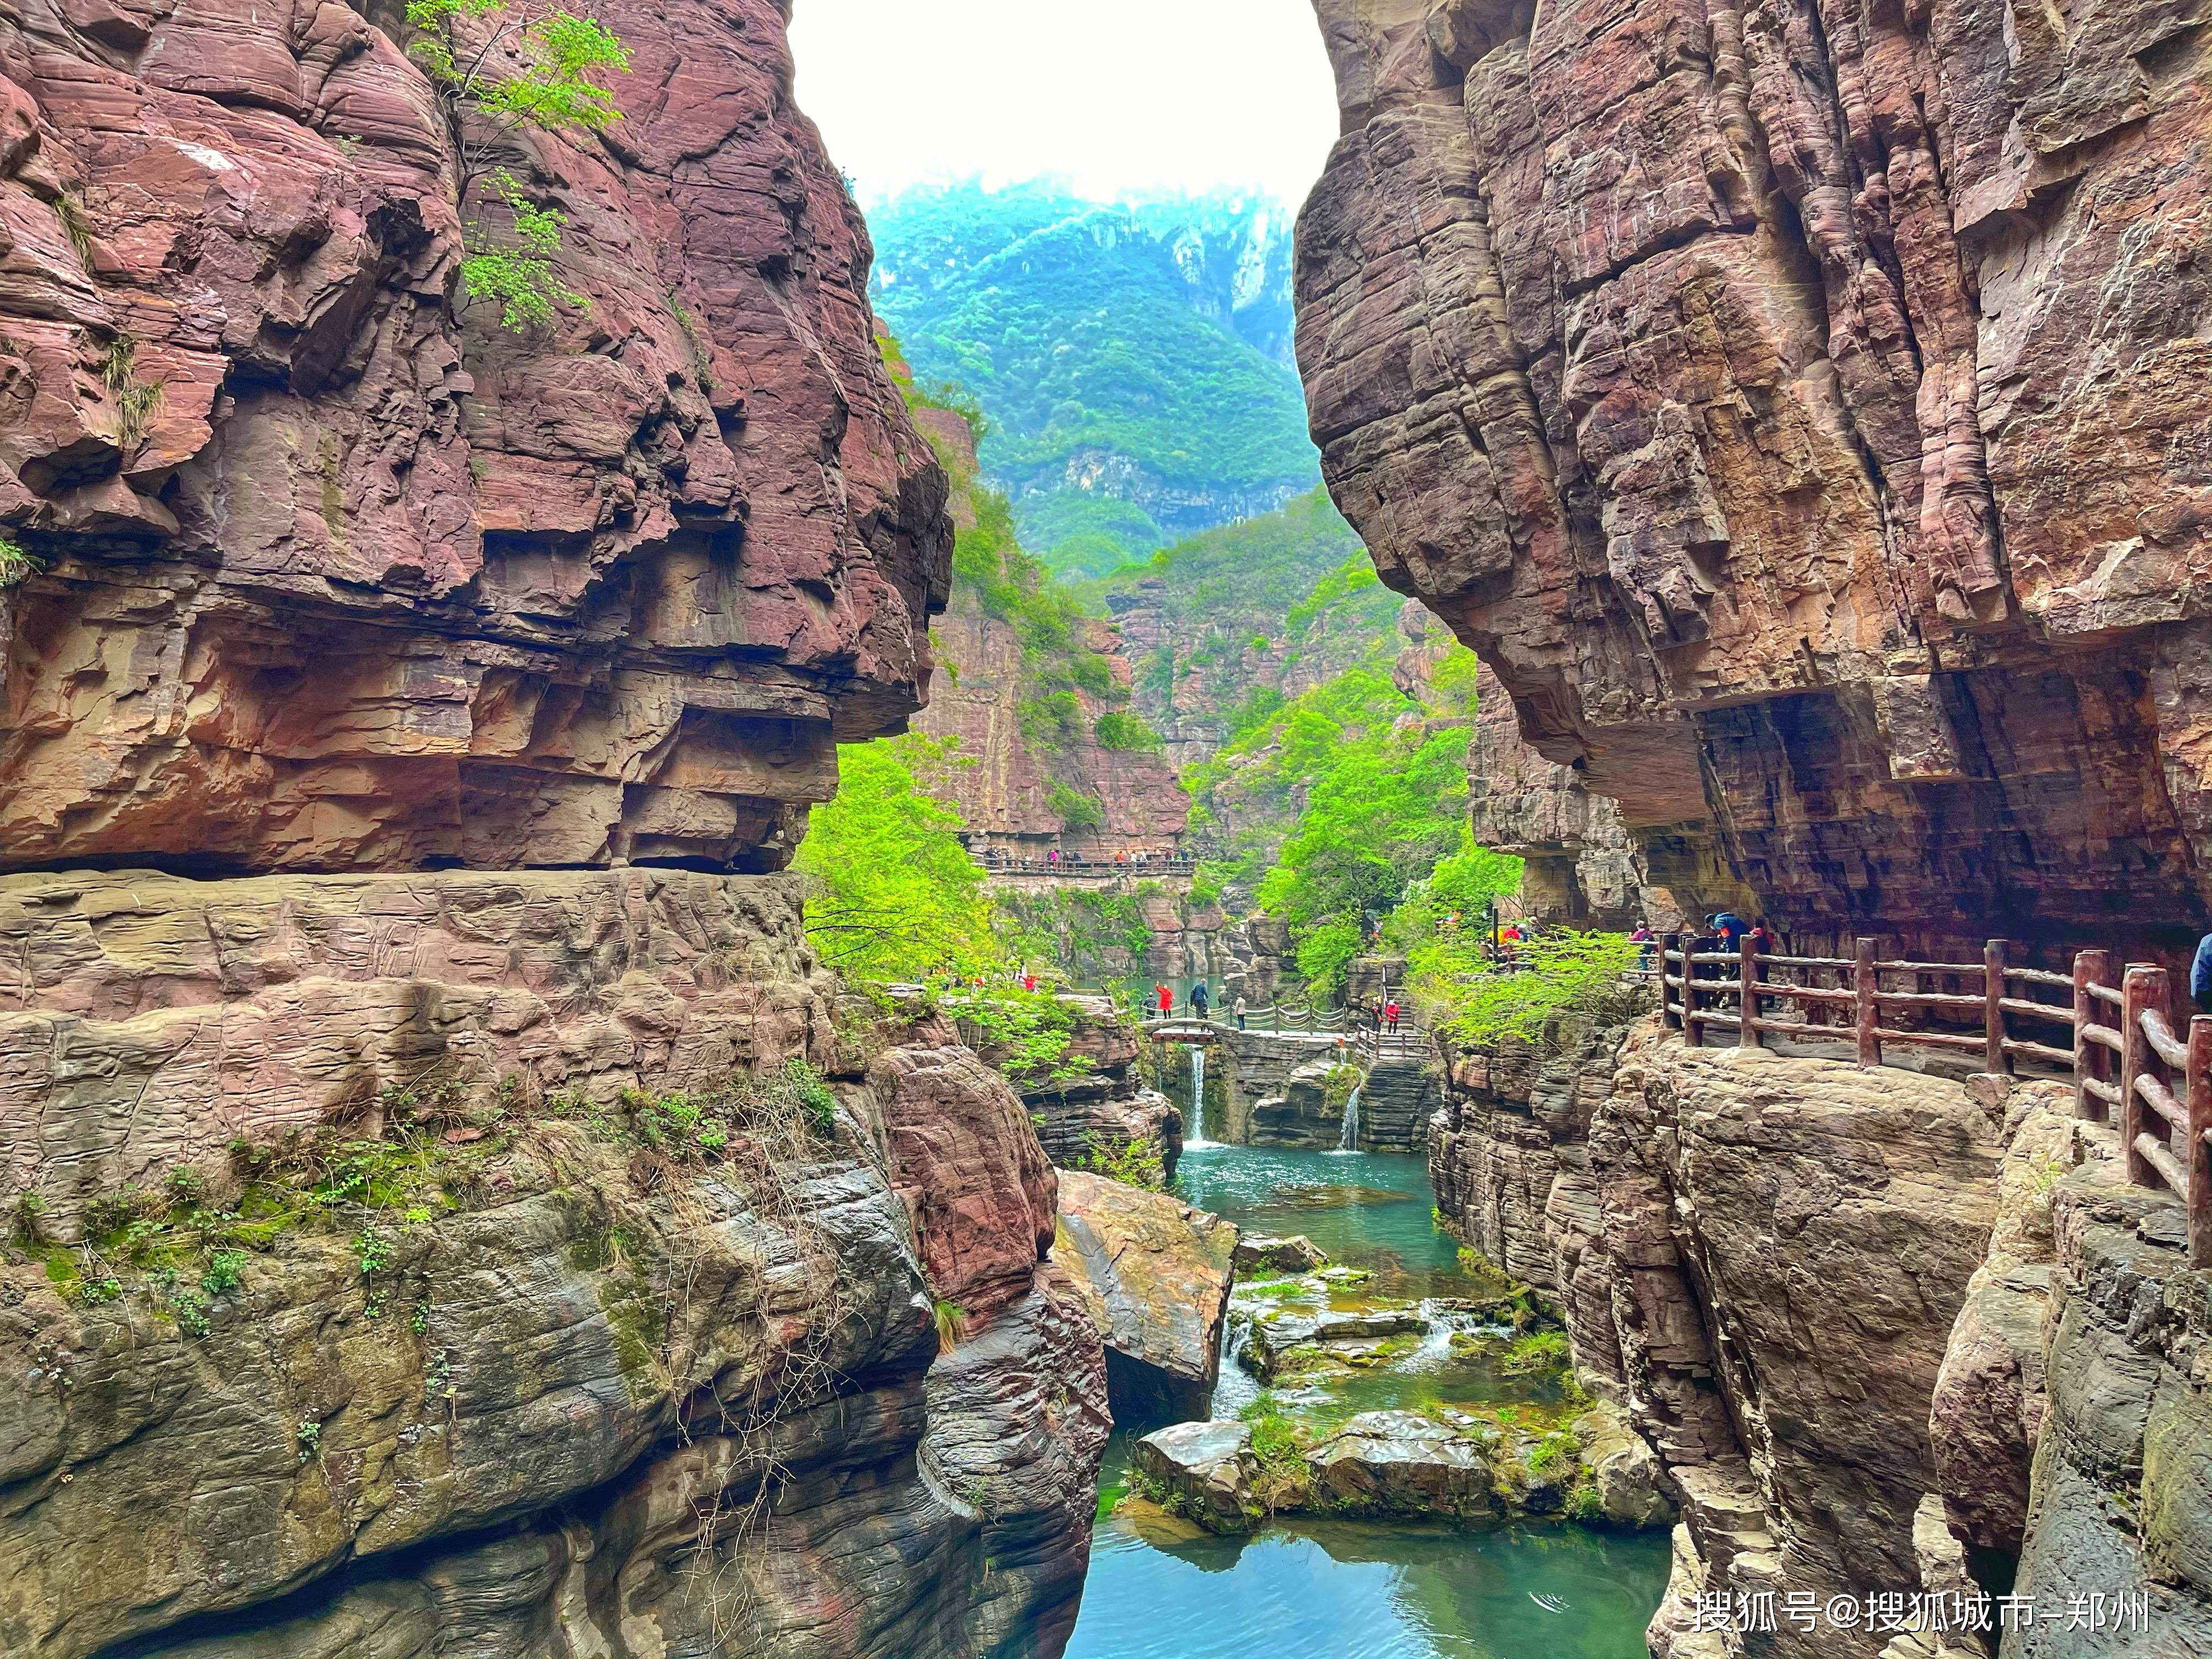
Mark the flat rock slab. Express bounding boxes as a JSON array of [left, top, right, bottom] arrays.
[[1056, 1169, 1239, 1425], [1245, 1304, 1426, 1379], [1305, 1410, 1502, 1522]]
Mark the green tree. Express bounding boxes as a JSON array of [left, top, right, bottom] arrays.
[[793, 735, 997, 980], [1410, 929, 1648, 1048], [407, 0, 630, 331]]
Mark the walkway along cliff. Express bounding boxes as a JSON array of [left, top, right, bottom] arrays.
[[0, 0, 1110, 1653]]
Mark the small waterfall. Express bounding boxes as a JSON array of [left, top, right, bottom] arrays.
[[1187, 1046, 1207, 1145], [1335, 1080, 1363, 1154]]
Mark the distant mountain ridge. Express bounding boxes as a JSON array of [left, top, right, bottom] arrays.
[[868, 182, 1320, 574]]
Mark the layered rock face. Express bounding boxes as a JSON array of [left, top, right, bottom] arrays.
[[1297, 0, 2212, 953], [1435, 1024, 2021, 1656], [1469, 662, 1684, 930], [970, 993, 1183, 1182], [1, 867, 829, 1235], [1927, 1086, 2212, 1658], [908, 411, 1186, 859], [0, 889, 1110, 1659], [0, 0, 947, 874], [1593, 1042, 2005, 1658]]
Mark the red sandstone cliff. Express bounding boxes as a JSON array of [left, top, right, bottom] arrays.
[[906, 404, 1188, 857], [1295, 0, 2211, 958], [0, 0, 949, 873]]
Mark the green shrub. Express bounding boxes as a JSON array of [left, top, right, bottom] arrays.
[[201, 1249, 246, 1297], [784, 1059, 839, 1137], [1321, 1062, 1362, 1114], [353, 1225, 393, 1276], [1046, 780, 1104, 830], [1085, 1132, 1163, 1189], [1093, 710, 1162, 752], [1238, 1392, 1311, 1500], [1527, 1428, 1582, 1474], [1413, 929, 1651, 1049], [165, 1166, 207, 1207], [460, 172, 586, 332], [0, 539, 40, 589], [171, 1287, 211, 1338], [1565, 1482, 1605, 1523], [1508, 1329, 1571, 1369]]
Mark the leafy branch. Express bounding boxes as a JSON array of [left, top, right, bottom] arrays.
[[404, 0, 629, 332], [461, 169, 587, 331]]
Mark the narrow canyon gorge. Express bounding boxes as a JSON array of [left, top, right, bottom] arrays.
[[0, 0, 2207, 1651]]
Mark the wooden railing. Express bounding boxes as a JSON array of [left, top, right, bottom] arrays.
[[1659, 935, 2211, 1266]]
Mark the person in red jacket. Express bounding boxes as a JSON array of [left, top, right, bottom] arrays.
[[1156, 983, 1172, 1017], [1385, 999, 1401, 1035]]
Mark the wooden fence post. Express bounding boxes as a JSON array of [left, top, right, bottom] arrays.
[[1855, 939, 1880, 1066], [1661, 934, 1681, 1030], [2190, 1015, 2211, 1272], [2073, 950, 2111, 1120], [1685, 936, 1706, 1048], [1984, 940, 2011, 1074], [1740, 930, 1763, 1049], [2120, 965, 2163, 1189]]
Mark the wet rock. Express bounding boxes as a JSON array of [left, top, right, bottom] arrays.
[[1130, 1419, 1262, 1535], [1248, 1058, 1347, 1148], [1305, 1410, 1501, 1522], [1054, 1169, 1238, 1425], [1234, 1234, 1328, 1273], [1244, 1305, 1426, 1381]]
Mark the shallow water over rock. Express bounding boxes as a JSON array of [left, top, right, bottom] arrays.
[[1061, 1145, 1670, 1657]]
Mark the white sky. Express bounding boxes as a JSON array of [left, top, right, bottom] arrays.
[[786, 0, 1342, 210]]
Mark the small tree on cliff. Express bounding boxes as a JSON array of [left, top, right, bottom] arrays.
[[405, 0, 630, 331]]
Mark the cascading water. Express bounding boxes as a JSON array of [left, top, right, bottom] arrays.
[[1187, 1046, 1207, 1145], [1336, 1079, 1363, 1153]]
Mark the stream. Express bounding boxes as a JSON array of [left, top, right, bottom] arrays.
[[1063, 1146, 1671, 1659]]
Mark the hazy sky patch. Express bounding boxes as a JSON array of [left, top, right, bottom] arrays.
[[787, 0, 1341, 210]]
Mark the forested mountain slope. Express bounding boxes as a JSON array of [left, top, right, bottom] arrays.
[[869, 183, 1317, 573]]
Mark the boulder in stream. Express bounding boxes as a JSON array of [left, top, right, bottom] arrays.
[[1305, 1410, 1503, 1521], [1244, 1305, 1427, 1381], [1130, 1420, 1263, 1534], [1055, 1169, 1239, 1423], [1235, 1234, 1329, 1273]]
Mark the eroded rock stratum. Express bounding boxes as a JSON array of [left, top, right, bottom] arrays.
[[1296, 0, 2212, 951], [0, 0, 949, 873]]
